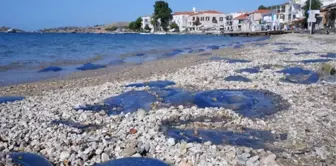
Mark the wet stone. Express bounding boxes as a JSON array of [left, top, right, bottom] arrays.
[[126, 80, 176, 88], [108, 60, 125, 66], [194, 89, 287, 118], [277, 67, 319, 84], [294, 51, 315, 55], [76, 63, 106, 71], [0, 96, 25, 104], [10, 152, 52, 166], [51, 119, 99, 130], [237, 67, 260, 74], [206, 45, 220, 50], [321, 52, 336, 58], [38, 66, 62, 72], [96, 157, 169, 166], [76, 91, 157, 115], [224, 76, 252, 82], [161, 117, 287, 149]]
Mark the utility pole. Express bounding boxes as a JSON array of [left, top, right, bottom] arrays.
[[309, 0, 312, 35]]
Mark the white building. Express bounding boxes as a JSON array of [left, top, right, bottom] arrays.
[[186, 10, 227, 32], [172, 12, 194, 32], [141, 16, 154, 32], [298, 0, 336, 7]]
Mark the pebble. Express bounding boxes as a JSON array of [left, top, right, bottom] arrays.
[[167, 138, 175, 146], [101, 153, 109, 162], [60, 151, 70, 161], [122, 147, 137, 157]]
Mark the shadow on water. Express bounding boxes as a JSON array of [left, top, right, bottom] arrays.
[[76, 63, 106, 71], [38, 66, 63, 72], [277, 67, 319, 84], [224, 76, 252, 82], [160, 116, 287, 149], [206, 45, 220, 50], [0, 96, 25, 104], [188, 48, 205, 54]]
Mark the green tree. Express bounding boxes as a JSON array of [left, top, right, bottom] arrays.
[[258, 5, 268, 9], [170, 22, 179, 32], [302, 0, 322, 28], [153, 1, 173, 31], [128, 17, 143, 31], [144, 24, 151, 32], [105, 26, 118, 31]]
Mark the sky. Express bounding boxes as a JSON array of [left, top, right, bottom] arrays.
[[0, 0, 286, 31]]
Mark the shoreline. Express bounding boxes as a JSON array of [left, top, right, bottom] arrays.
[[0, 38, 255, 96], [1, 33, 336, 165]]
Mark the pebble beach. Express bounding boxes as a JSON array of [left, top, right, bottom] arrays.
[[1, 33, 336, 166]]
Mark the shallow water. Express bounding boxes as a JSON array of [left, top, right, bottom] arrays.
[[0, 96, 24, 104], [0, 33, 268, 86]]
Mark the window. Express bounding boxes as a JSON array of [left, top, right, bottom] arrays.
[[212, 17, 218, 24], [219, 17, 223, 21], [192, 17, 195, 21], [144, 19, 148, 23], [201, 17, 204, 21], [206, 17, 210, 21]]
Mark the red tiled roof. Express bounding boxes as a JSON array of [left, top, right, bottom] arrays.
[[250, 9, 270, 14], [173, 12, 195, 15], [234, 14, 248, 20]]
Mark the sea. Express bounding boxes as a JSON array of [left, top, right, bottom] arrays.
[[0, 33, 269, 86]]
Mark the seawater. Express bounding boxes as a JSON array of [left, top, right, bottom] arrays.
[[0, 33, 268, 86]]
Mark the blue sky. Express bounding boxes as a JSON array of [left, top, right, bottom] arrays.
[[0, 0, 286, 31]]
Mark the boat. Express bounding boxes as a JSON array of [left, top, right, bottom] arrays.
[[5, 29, 17, 33], [153, 32, 167, 35], [139, 32, 151, 35]]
